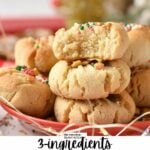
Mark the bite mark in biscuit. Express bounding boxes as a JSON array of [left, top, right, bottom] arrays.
[[53, 22, 129, 61]]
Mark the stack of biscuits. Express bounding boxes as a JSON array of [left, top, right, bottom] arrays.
[[49, 22, 136, 124], [123, 24, 150, 119], [4, 22, 150, 124]]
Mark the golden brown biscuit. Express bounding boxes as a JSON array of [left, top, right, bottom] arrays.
[[54, 91, 135, 124], [15, 36, 57, 73], [53, 22, 129, 60], [134, 107, 150, 121], [0, 67, 55, 118], [123, 24, 150, 68], [127, 67, 150, 107], [49, 59, 130, 100]]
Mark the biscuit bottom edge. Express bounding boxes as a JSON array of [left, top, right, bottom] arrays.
[[54, 91, 136, 125]]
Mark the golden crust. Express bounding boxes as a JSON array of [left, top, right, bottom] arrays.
[[123, 24, 150, 67], [34, 36, 58, 73], [49, 59, 130, 100], [15, 36, 57, 73], [127, 67, 150, 107], [15, 37, 36, 68], [0, 67, 55, 118], [54, 91, 135, 124]]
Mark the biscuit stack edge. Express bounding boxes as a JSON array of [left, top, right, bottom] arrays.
[[49, 22, 136, 124], [123, 24, 150, 120]]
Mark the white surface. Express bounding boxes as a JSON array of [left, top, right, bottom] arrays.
[[0, 0, 57, 18], [0, 106, 41, 136], [0, 136, 150, 150]]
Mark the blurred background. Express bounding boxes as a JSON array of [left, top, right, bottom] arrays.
[[0, 0, 57, 17], [0, 0, 149, 61], [0, 0, 149, 26]]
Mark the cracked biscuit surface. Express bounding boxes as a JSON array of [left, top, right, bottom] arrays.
[[127, 67, 150, 107], [123, 24, 150, 68], [0, 67, 55, 118], [49, 59, 130, 100], [54, 91, 135, 124], [53, 22, 129, 61], [15, 36, 57, 73]]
